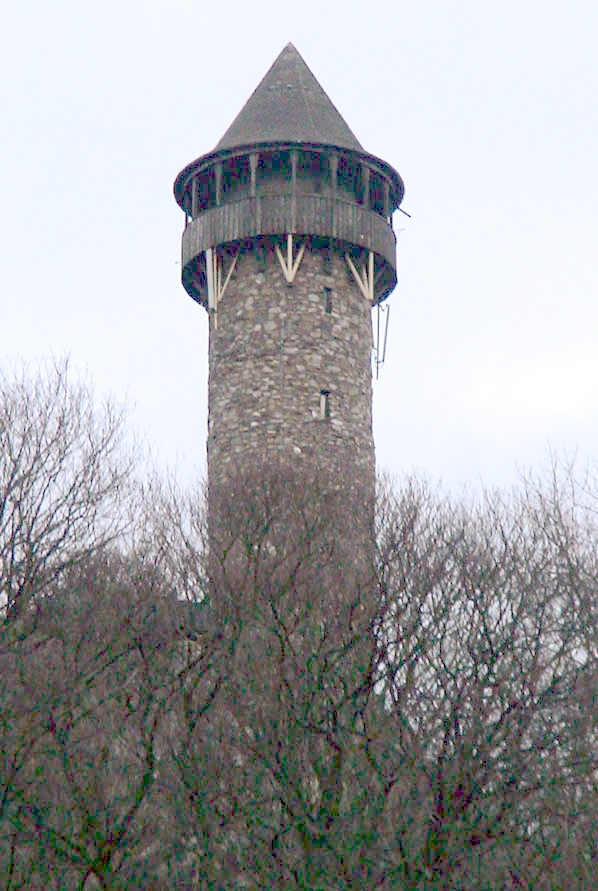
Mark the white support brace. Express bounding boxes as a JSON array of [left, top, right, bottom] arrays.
[[345, 250, 375, 303], [206, 247, 239, 328], [275, 234, 305, 284]]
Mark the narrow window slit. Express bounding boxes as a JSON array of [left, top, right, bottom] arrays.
[[324, 287, 332, 314], [320, 390, 330, 420]]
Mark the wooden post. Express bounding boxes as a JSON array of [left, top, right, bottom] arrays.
[[215, 162, 222, 207], [191, 177, 198, 218], [330, 153, 338, 195], [291, 151, 297, 233], [361, 164, 371, 207], [250, 152, 258, 198]]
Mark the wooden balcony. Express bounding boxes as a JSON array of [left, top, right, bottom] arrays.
[[181, 193, 397, 277]]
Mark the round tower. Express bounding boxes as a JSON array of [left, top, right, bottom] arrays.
[[174, 43, 404, 544]]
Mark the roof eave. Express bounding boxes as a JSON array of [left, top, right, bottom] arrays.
[[174, 142, 404, 210]]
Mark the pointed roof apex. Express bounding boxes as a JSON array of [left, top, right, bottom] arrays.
[[214, 43, 364, 153]]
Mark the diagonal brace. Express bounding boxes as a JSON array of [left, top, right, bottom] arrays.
[[275, 234, 305, 284], [345, 250, 375, 303], [206, 248, 239, 328]]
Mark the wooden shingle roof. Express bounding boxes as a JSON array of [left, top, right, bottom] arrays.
[[214, 43, 363, 153]]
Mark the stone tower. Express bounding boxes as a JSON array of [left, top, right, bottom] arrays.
[[173, 44, 404, 550]]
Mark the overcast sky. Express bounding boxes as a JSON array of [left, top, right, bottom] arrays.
[[1, 1, 597, 493]]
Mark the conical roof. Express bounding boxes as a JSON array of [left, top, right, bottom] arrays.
[[214, 43, 363, 153]]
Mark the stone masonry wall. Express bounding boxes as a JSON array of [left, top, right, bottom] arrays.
[[206, 242, 376, 518]]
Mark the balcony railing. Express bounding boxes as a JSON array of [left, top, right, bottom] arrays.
[[181, 193, 396, 273]]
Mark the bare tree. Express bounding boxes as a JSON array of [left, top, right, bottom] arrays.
[[0, 358, 134, 624], [163, 467, 388, 888], [166, 465, 598, 887], [0, 358, 141, 887], [0, 545, 225, 889], [0, 460, 222, 888], [375, 470, 598, 887], [2, 361, 596, 888]]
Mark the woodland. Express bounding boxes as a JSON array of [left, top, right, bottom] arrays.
[[0, 360, 596, 888]]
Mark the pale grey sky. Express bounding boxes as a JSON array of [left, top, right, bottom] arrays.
[[1, 0, 597, 491]]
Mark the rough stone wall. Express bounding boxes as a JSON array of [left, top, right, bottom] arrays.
[[206, 242, 376, 519]]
